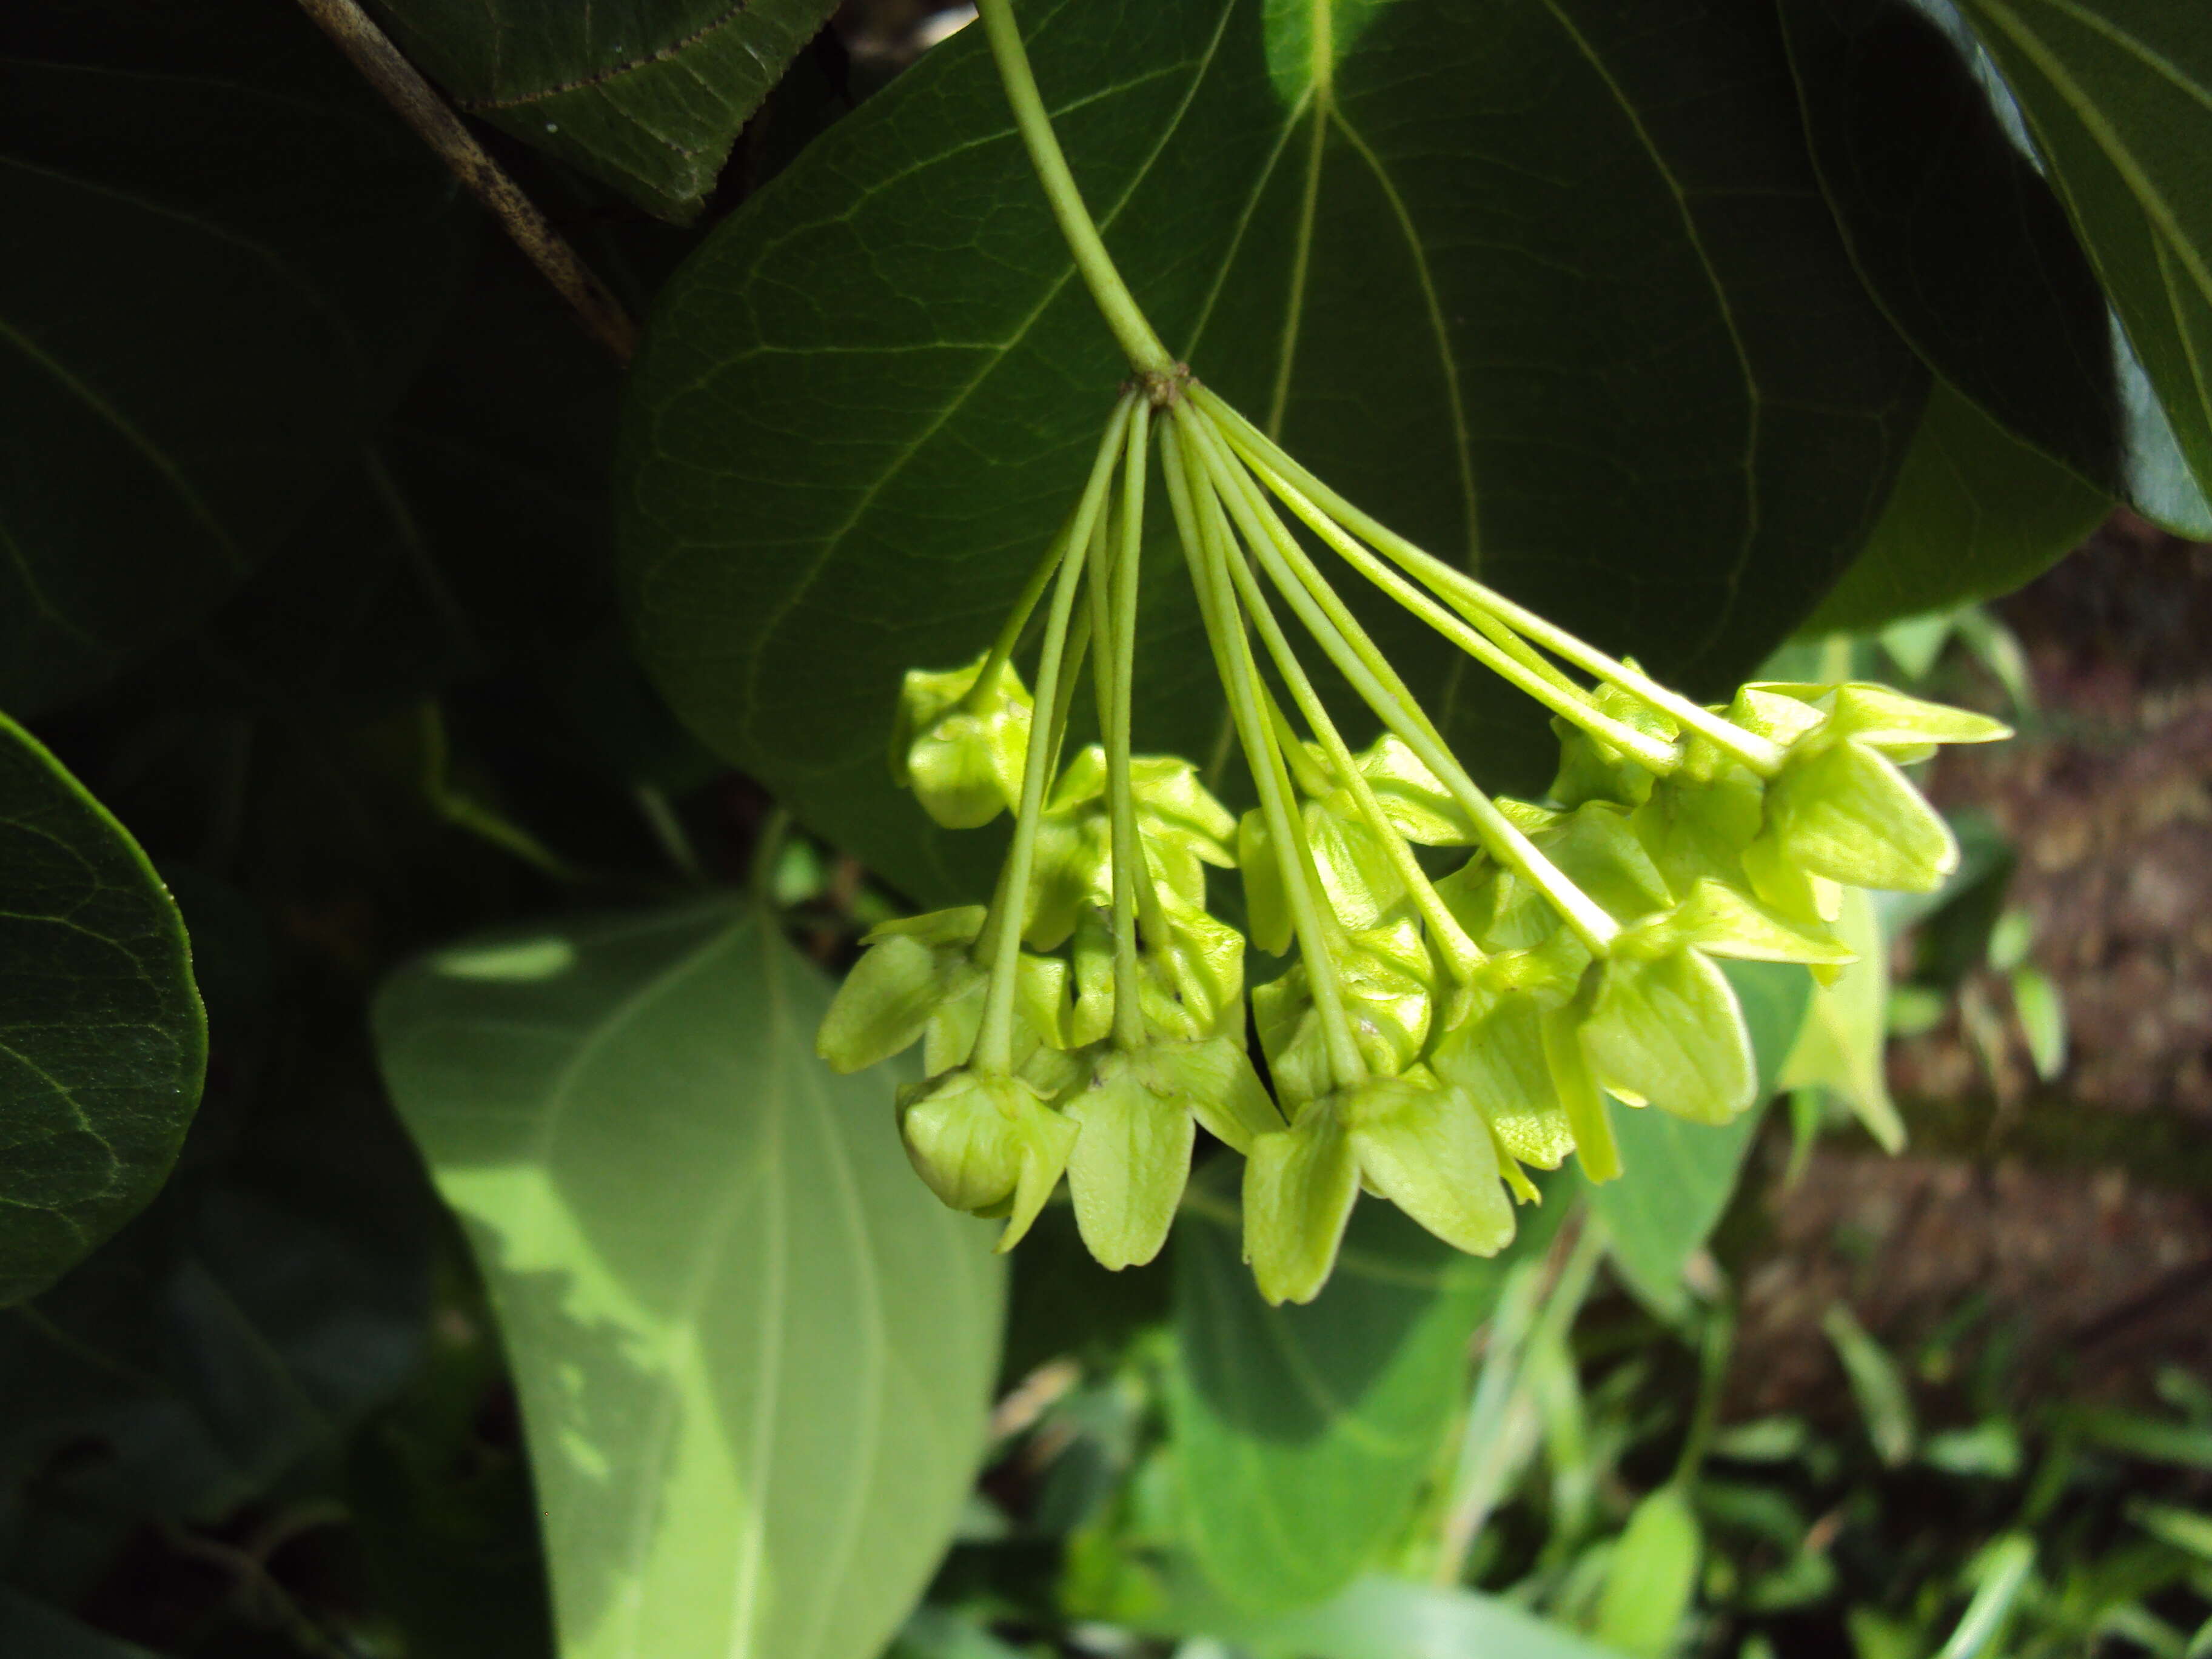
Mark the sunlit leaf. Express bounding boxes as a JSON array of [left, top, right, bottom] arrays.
[[374, 899, 1006, 1659]]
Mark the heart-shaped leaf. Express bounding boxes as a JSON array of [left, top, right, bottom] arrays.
[[1167, 1167, 1567, 1611], [373, 900, 1005, 1659], [0, 716, 204, 1305], [617, 0, 1924, 906], [366, 0, 840, 221], [0, 0, 476, 715]]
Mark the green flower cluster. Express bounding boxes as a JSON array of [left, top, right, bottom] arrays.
[[818, 381, 2006, 1304]]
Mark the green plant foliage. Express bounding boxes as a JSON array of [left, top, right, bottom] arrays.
[[374, 900, 1007, 1659], [1154, 1568, 1624, 1658], [1592, 1485, 1703, 1657], [1777, 887, 1907, 1150], [0, 1067, 434, 1544], [365, 0, 839, 221], [1804, 377, 2110, 633], [0, 1587, 156, 1657], [1781, 0, 2119, 487], [0, 716, 204, 1305], [1167, 1167, 1568, 1610], [617, 0, 1925, 907], [1584, 961, 1810, 1319], [1955, 0, 2212, 520], [0, 0, 476, 714]]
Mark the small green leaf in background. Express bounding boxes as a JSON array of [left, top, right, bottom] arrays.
[[1592, 1485, 1703, 1658], [374, 900, 1007, 1659], [618, 0, 1925, 906], [0, 0, 477, 714], [365, 0, 840, 221], [1936, 1533, 2037, 1659], [1955, 0, 2212, 523], [1823, 1301, 1918, 1466], [1155, 1567, 1626, 1659], [0, 715, 204, 1305], [1778, 886, 1908, 1151], [2010, 966, 2068, 1080], [1587, 961, 1812, 1318], [1167, 1168, 1567, 1611]]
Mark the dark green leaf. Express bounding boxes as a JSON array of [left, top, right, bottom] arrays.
[[617, 0, 1924, 907], [373, 900, 1006, 1659], [0, 0, 476, 714], [1803, 374, 2109, 632], [1586, 960, 1809, 1319], [1954, 0, 2212, 523], [347, 1242, 555, 1659], [365, 0, 839, 221], [0, 716, 203, 1305], [1781, 0, 2117, 485], [1167, 1167, 1567, 1611], [0, 1588, 156, 1658], [144, 244, 625, 719], [0, 1066, 432, 1557]]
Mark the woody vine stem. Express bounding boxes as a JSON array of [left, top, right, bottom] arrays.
[[817, 0, 2009, 1305]]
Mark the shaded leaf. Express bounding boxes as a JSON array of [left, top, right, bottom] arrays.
[[1587, 961, 1811, 1319], [617, 0, 1924, 907], [366, 0, 840, 221], [0, 1588, 157, 1658], [1781, 0, 2117, 483], [0, 0, 476, 713], [0, 717, 203, 1305], [1954, 0, 2212, 523], [1804, 375, 2109, 633], [0, 1059, 432, 1566], [373, 900, 1005, 1659], [1167, 1167, 1566, 1611]]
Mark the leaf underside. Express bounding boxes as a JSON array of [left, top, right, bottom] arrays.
[[373, 901, 1005, 1659]]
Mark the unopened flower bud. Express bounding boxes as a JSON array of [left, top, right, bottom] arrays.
[[896, 1067, 1076, 1251], [1767, 734, 1957, 893], [1242, 1093, 1360, 1306], [1342, 1071, 1516, 1258], [1577, 945, 1755, 1125], [893, 655, 1031, 829], [817, 906, 987, 1073]]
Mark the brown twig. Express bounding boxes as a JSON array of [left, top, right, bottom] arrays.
[[293, 0, 640, 364]]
